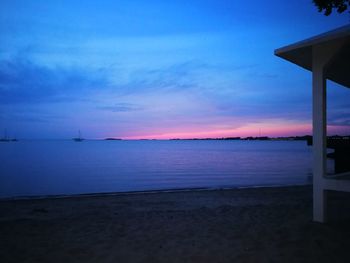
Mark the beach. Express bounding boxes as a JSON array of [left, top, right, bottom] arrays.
[[1, 185, 350, 263]]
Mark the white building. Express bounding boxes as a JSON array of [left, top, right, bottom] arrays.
[[275, 25, 350, 223]]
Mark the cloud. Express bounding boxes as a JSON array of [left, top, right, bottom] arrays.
[[0, 55, 260, 107], [2, 113, 63, 123], [97, 103, 143, 112], [116, 60, 257, 97], [0, 58, 109, 104], [1, 56, 348, 138], [328, 112, 350, 126]]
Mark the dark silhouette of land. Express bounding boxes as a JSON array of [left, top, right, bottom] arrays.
[[169, 135, 316, 141], [168, 135, 350, 142]]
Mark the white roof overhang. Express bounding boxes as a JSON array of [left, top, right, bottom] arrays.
[[275, 25, 350, 88]]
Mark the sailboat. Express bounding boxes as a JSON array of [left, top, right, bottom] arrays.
[[73, 130, 84, 142], [0, 129, 10, 142]]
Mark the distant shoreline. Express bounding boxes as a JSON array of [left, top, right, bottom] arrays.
[[2, 135, 349, 141], [102, 135, 314, 141]]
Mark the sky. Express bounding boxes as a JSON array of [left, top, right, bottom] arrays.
[[0, 0, 349, 139]]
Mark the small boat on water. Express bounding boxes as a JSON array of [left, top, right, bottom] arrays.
[[73, 130, 84, 142], [0, 129, 16, 142]]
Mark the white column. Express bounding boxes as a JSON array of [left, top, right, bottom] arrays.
[[312, 45, 328, 223], [311, 41, 345, 223]]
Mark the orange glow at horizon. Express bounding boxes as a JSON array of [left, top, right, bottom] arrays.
[[120, 122, 350, 140], [121, 122, 312, 140]]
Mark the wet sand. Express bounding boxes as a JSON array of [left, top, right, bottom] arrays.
[[1, 186, 350, 263]]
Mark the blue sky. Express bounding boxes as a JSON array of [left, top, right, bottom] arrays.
[[0, 0, 349, 139]]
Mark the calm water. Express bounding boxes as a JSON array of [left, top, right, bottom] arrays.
[[0, 140, 332, 198]]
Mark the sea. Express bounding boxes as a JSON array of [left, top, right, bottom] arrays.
[[0, 140, 334, 198]]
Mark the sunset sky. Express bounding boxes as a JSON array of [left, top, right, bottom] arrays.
[[1, 0, 349, 139]]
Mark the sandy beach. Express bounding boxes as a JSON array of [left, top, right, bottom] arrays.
[[1, 185, 350, 263]]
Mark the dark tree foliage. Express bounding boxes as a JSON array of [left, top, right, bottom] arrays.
[[313, 0, 350, 15]]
